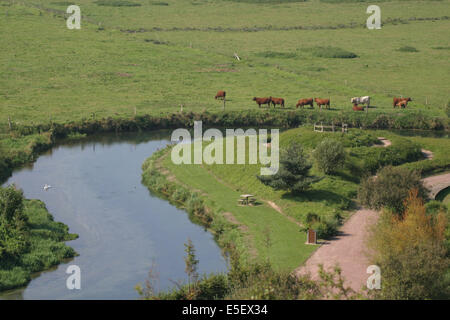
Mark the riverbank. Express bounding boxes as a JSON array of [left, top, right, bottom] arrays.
[[0, 198, 78, 292], [0, 113, 449, 294], [141, 126, 450, 272], [2, 110, 448, 181]]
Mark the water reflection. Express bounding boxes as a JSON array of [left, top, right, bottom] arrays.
[[1, 131, 227, 300]]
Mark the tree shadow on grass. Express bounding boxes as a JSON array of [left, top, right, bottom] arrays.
[[333, 170, 360, 184], [281, 189, 348, 207]]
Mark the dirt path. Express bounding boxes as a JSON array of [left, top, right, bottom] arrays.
[[267, 200, 303, 228], [295, 172, 450, 292], [376, 137, 391, 147], [295, 208, 379, 292], [421, 149, 434, 160]]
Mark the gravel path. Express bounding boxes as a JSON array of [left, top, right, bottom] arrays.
[[295, 208, 379, 292], [295, 172, 449, 293]]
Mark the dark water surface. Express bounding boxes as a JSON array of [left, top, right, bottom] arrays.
[[0, 131, 227, 299]]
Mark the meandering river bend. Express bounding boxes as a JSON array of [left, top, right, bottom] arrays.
[[0, 131, 227, 300]]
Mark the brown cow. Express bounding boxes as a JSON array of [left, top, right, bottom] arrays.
[[296, 98, 314, 109], [215, 90, 226, 100], [352, 104, 364, 111], [393, 97, 411, 108], [270, 97, 285, 108], [396, 100, 408, 108], [253, 97, 272, 108], [314, 98, 330, 109]]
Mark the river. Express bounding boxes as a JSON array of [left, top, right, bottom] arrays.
[[0, 131, 227, 300]]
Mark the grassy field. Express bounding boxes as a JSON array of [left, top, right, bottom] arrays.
[[0, 0, 449, 129], [1, 0, 449, 293], [156, 126, 449, 270]]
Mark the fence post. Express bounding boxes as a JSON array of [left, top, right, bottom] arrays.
[[223, 98, 226, 111], [8, 116, 12, 131]]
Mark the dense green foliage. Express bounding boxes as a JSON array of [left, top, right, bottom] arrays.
[[313, 139, 346, 174], [358, 166, 428, 213], [0, 186, 29, 260], [0, 187, 77, 291], [349, 138, 423, 174], [369, 192, 449, 299], [138, 241, 358, 300], [302, 212, 342, 239], [258, 143, 321, 194]]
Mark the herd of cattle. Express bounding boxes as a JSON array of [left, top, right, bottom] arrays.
[[214, 90, 413, 110]]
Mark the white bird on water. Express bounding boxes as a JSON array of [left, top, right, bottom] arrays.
[[43, 184, 52, 191]]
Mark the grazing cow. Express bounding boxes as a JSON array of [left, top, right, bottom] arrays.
[[396, 100, 408, 108], [215, 90, 226, 100], [253, 97, 272, 108], [393, 97, 412, 108], [314, 98, 330, 109], [296, 98, 314, 109], [352, 104, 364, 111], [351, 96, 370, 108], [270, 97, 285, 108]]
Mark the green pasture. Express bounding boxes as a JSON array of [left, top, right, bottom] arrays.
[[161, 126, 449, 270], [1, 0, 449, 129]]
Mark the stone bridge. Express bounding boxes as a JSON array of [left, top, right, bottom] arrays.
[[423, 173, 450, 199]]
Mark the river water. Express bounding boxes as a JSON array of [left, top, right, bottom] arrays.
[[0, 131, 227, 300]]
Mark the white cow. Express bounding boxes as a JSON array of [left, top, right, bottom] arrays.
[[351, 96, 370, 108]]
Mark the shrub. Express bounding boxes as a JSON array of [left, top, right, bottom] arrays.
[[358, 166, 428, 213], [351, 138, 423, 175], [368, 191, 449, 299], [303, 212, 340, 239], [258, 143, 321, 194], [0, 186, 29, 260], [313, 139, 346, 174]]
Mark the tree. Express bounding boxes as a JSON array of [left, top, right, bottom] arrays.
[[0, 186, 30, 259], [368, 190, 449, 299], [358, 166, 428, 213], [184, 238, 199, 294], [313, 139, 346, 174], [258, 143, 320, 194]]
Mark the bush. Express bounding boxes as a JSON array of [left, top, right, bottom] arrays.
[[358, 166, 428, 213], [350, 138, 423, 174], [0, 196, 77, 291], [313, 139, 346, 174], [258, 142, 321, 194], [303, 212, 340, 239], [0, 186, 29, 260], [368, 191, 449, 299]]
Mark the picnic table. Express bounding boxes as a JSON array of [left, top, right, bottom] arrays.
[[238, 194, 255, 205]]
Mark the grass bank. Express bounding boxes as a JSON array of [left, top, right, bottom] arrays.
[[0, 198, 78, 291], [143, 126, 449, 271]]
